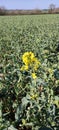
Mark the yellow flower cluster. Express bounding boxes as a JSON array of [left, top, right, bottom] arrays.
[[22, 51, 34, 65], [21, 52, 41, 79]]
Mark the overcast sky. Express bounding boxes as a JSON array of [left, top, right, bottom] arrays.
[[0, 0, 59, 10]]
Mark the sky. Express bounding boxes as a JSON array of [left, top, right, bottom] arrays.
[[0, 0, 59, 10]]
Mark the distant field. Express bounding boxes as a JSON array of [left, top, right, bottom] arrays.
[[0, 14, 59, 130], [0, 14, 59, 61]]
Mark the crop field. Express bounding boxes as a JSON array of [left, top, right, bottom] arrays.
[[0, 14, 59, 130]]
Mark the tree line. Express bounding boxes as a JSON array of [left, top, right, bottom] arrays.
[[0, 4, 59, 15]]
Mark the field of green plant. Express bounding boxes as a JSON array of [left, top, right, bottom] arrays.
[[0, 14, 59, 130]]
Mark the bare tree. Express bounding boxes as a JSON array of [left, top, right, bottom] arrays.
[[49, 4, 56, 13], [0, 6, 6, 15]]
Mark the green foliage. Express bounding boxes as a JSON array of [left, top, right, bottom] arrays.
[[0, 14, 59, 130]]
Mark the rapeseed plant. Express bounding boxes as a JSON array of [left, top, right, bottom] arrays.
[[21, 52, 41, 79]]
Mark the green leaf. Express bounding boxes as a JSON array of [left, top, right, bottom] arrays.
[[22, 97, 29, 108], [54, 69, 59, 80], [8, 125, 17, 130]]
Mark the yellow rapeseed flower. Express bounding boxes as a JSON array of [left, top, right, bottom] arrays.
[[34, 58, 41, 70], [32, 73, 37, 79], [22, 52, 35, 64], [29, 51, 35, 60], [22, 52, 29, 64], [20, 65, 28, 71], [21, 52, 41, 72]]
